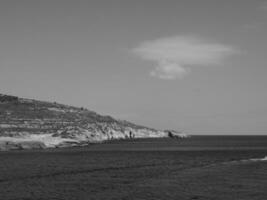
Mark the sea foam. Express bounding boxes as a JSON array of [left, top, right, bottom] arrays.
[[247, 156, 267, 162]]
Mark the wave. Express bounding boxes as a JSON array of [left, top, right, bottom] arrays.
[[246, 156, 267, 162], [220, 156, 267, 166]]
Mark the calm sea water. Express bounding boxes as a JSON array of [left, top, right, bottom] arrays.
[[0, 136, 267, 200]]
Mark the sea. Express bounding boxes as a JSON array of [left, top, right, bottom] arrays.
[[0, 136, 267, 200]]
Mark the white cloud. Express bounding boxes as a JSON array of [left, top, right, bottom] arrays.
[[133, 36, 238, 80]]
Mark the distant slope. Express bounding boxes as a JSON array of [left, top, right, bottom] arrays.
[[0, 94, 187, 150]]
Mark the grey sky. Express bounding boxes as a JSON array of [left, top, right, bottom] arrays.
[[1, 0, 267, 134]]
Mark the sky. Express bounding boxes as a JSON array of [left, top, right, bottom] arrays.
[[1, 0, 267, 135]]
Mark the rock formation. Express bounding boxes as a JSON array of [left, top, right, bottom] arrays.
[[0, 94, 188, 150]]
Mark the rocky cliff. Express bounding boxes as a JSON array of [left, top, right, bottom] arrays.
[[0, 94, 187, 150]]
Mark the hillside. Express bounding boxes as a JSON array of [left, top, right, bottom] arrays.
[[0, 94, 187, 150]]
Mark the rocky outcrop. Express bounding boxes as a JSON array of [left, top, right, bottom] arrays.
[[0, 94, 188, 150], [0, 140, 45, 151], [164, 130, 189, 138]]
